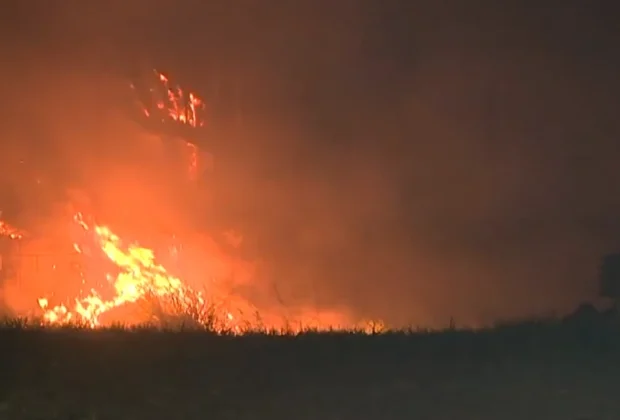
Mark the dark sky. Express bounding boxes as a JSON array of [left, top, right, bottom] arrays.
[[2, 1, 620, 327]]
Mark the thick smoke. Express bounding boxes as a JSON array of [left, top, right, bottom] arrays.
[[1, 2, 619, 327]]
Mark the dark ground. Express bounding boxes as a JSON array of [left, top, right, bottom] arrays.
[[1, 319, 619, 420]]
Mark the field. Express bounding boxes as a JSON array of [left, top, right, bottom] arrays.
[[1, 316, 619, 420]]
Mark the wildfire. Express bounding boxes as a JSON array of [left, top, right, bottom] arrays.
[[156, 71, 205, 128], [0, 69, 384, 334], [130, 69, 206, 129], [130, 69, 207, 181], [0, 219, 24, 240], [36, 213, 220, 328], [17, 213, 381, 333]]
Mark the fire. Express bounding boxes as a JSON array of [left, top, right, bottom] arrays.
[[156, 72, 205, 128], [0, 69, 384, 334], [130, 69, 207, 181], [0, 219, 24, 240], [130, 69, 206, 129], [35, 213, 215, 328], [16, 213, 381, 333]]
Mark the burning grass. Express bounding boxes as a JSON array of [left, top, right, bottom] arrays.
[[2, 211, 383, 334], [5, 290, 385, 335], [0, 67, 383, 335], [4, 67, 619, 419]]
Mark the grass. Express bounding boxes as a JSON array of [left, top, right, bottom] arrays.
[[1, 309, 620, 419]]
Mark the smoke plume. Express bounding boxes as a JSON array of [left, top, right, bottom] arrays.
[[1, 1, 619, 327]]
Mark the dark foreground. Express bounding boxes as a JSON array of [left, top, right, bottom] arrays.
[[1, 320, 619, 420]]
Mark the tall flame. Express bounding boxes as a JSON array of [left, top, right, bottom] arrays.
[[0, 69, 384, 334], [0, 213, 382, 333], [36, 213, 217, 328]]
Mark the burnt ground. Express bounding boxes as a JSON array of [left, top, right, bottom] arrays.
[[1, 320, 620, 420]]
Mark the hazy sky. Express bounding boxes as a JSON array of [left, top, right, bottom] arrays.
[[2, 1, 620, 327]]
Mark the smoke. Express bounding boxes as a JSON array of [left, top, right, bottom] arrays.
[[1, 2, 620, 327]]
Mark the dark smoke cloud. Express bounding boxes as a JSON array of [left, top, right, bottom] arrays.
[[2, 1, 620, 327]]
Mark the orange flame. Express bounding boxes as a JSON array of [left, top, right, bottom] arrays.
[[131, 69, 206, 129], [0, 220, 24, 240], [27, 213, 382, 333], [130, 69, 207, 181], [0, 69, 383, 333], [36, 213, 210, 328], [157, 71, 205, 128]]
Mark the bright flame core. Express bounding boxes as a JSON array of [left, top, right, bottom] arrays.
[[0, 213, 381, 333], [32, 213, 236, 329], [0, 70, 384, 334]]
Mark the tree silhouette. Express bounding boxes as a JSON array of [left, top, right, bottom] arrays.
[[599, 253, 620, 303]]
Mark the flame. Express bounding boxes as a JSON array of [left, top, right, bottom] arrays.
[[35, 213, 208, 328], [130, 69, 206, 129], [0, 69, 384, 334], [156, 71, 205, 128], [25, 213, 382, 333], [130, 69, 207, 180], [0, 220, 24, 240]]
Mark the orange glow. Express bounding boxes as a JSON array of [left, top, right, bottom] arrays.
[[157, 71, 205, 128], [36, 212, 199, 327], [186, 142, 199, 181], [131, 69, 206, 129], [0, 220, 24, 240], [0, 69, 383, 334], [0, 213, 380, 333], [130, 69, 207, 180]]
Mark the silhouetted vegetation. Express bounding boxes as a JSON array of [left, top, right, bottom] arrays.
[[1, 311, 620, 419]]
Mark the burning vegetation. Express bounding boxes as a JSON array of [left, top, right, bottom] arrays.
[[0, 69, 382, 334], [0, 219, 24, 240], [3, 211, 378, 333], [130, 69, 206, 129], [129, 69, 206, 180]]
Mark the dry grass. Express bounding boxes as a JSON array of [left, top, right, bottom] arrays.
[[1, 302, 620, 419], [27, 286, 386, 335]]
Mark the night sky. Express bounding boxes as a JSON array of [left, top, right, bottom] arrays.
[[2, 1, 620, 327]]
